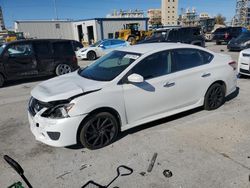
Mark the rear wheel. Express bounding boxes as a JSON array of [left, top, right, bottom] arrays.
[[55, 64, 72, 76], [87, 51, 96, 60], [79, 112, 119, 150], [204, 83, 225, 110], [0, 74, 4, 87]]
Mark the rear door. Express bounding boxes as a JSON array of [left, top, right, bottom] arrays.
[[3, 42, 38, 79], [52, 41, 75, 67], [169, 48, 214, 107], [33, 41, 54, 75]]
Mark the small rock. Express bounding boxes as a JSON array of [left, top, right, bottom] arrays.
[[140, 172, 146, 176]]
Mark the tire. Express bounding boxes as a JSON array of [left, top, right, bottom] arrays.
[[204, 83, 225, 110], [128, 37, 136, 45], [0, 74, 4, 87], [87, 51, 96, 60], [79, 112, 119, 150], [55, 64, 72, 76]]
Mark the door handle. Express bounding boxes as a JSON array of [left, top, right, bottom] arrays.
[[164, 82, 175, 88], [202, 73, 211, 78]]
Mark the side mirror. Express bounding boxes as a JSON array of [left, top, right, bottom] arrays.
[[99, 44, 105, 48], [127, 73, 144, 83]]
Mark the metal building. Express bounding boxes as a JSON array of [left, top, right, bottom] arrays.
[[15, 18, 149, 44], [234, 0, 250, 26]]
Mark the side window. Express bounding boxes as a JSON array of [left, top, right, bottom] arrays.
[[111, 40, 124, 45], [132, 51, 170, 80], [53, 41, 74, 56], [171, 49, 212, 72], [167, 30, 178, 41], [34, 42, 51, 57], [102, 40, 111, 47], [7, 43, 33, 57]]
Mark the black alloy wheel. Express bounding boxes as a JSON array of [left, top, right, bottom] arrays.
[[204, 83, 225, 110], [87, 51, 96, 60], [79, 112, 119, 150]]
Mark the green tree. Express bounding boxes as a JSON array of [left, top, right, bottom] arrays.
[[215, 14, 226, 25]]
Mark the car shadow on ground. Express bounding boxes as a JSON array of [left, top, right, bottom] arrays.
[[67, 87, 240, 150], [2, 76, 54, 88]]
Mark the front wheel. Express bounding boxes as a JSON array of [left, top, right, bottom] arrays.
[[204, 83, 225, 110], [79, 112, 119, 150], [55, 64, 72, 76], [87, 51, 96, 60]]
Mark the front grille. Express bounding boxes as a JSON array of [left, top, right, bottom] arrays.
[[240, 68, 250, 74], [28, 97, 51, 116]]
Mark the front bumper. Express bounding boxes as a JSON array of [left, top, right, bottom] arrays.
[[77, 52, 87, 59], [28, 111, 87, 147], [238, 56, 250, 76]]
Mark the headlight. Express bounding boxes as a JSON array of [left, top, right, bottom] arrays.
[[81, 49, 87, 53], [42, 103, 75, 119], [243, 41, 250, 46]]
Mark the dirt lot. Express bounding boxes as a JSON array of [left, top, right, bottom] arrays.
[[0, 42, 250, 188]]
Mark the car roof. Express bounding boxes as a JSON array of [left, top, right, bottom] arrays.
[[118, 43, 209, 55], [5, 39, 74, 45]]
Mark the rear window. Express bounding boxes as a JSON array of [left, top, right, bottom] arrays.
[[52, 41, 74, 56]]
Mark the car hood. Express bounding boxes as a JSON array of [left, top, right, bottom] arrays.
[[31, 71, 107, 102]]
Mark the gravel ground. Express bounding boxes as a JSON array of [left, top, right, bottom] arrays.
[[0, 42, 249, 188]]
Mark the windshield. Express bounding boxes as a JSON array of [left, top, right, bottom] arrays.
[[78, 50, 141, 81], [90, 40, 102, 47], [235, 32, 250, 42]]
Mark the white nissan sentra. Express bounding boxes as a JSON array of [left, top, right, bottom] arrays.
[[28, 43, 237, 149]]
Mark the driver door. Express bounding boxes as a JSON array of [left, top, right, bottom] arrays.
[[122, 50, 179, 124], [4, 42, 37, 79]]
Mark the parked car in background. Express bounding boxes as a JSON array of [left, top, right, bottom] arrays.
[[227, 32, 250, 51], [76, 39, 130, 60], [238, 48, 250, 76], [0, 39, 79, 87], [139, 27, 205, 47], [212, 27, 244, 45], [28, 43, 237, 149]]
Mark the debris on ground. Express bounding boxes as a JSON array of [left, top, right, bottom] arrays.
[[140, 172, 146, 176], [56, 171, 71, 180], [147, 153, 158, 173], [163, 170, 173, 178]]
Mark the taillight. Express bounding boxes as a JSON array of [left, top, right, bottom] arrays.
[[73, 55, 77, 63], [229, 61, 237, 70], [225, 32, 229, 39]]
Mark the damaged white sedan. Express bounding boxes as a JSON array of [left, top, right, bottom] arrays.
[[28, 43, 237, 149]]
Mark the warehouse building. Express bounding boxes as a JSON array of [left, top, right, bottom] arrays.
[[14, 18, 149, 44]]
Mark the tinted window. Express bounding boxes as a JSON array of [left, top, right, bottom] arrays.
[[132, 51, 171, 80], [167, 30, 178, 41], [112, 40, 125, 45], [172, 49, 212, 72], [52, 41, 74, 56], [34, 42, 51, 57], [102, 40, 111, 47], [72, 41, 83, 51], [7, 43, 33, 57]]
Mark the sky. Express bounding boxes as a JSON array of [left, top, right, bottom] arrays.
[[0, 0, 237, 29]]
